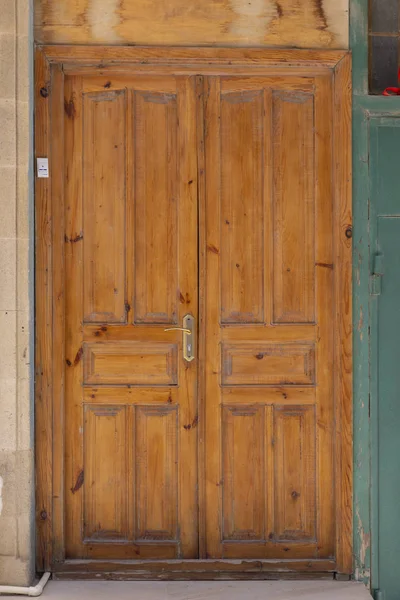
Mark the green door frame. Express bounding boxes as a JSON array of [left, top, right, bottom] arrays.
[[351, 0, 400, 590]]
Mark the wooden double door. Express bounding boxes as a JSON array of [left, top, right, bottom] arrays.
[[36, 49, 352, 576]]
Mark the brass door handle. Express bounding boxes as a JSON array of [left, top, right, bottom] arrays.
[[164, 314, 195, 362]]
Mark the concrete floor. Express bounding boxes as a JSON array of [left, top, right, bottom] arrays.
[[37, 580, 372, 599]]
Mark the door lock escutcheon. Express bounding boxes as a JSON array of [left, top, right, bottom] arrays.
[[165, 314, 195, 362]]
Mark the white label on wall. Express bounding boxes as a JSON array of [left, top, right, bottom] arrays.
[[37, 157, 49, 178]]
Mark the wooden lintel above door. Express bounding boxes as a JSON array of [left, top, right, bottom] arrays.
[[35, 46, 352, 578]]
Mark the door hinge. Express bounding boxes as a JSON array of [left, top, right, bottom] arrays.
[[370, 253, 384, 296]]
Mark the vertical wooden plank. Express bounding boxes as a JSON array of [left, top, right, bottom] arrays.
[[175, 76, 199, 558], [272, 91, 315, 324], [82, 89, 127, 323], [222, 406, 264, 541], [351, 0, 372, 583], [84, 405, 128, 541], [314, 74, 335, 558], [196, 74, 207, 559], [204, 76, 223, 558], [350, 0, 370, 96], [35, 46, 52, 572], [220, 90, 264, 324], [64, 74, 85, 558], [333, 53, 353, 574], [352, 97, 371, 585], [50, 63, 66, 564]]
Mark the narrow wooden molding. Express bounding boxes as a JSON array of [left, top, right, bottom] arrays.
[[196, 74, 207, 559], [333, 52, 353, 574], [34, 46, 53, 572], [38, 45, 348, 70], [50, 63, 66, 565], [53, 558, 337, 575]]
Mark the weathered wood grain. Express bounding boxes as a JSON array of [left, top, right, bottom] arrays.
[[35, 0, 349, 48], [333, 52, 353, 575], [35, 48, 352, 575], [35, 46, 52, 573]]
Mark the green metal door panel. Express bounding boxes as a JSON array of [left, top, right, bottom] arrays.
[[370, 117, 400, 599], [376, 217, 400, 600], [370, 119, 400, 216]]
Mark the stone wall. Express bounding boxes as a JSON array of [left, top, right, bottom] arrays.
[[0, 0, 34, 587]]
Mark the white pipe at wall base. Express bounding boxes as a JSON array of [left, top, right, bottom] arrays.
[[0, 572, 51, 596]]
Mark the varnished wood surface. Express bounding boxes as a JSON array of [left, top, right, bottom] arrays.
[[35, 0, 348, 49], [53, 558, 337, 574], [53, 572, 335, 581], [35, 46, 52, 572], [62, 72, 199, 560], [202, 70, 342, 562], [333, 52, 353, 575], [35, 47, 352, 575], [40, 46, 348, 68]]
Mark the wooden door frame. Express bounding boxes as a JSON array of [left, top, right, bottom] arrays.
[[35, 45, 352, 578]]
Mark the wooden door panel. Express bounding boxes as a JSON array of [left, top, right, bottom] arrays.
[[274, 406, 316, 541], [204, 73, 335, 560], [272, 91, 315, 324], [82, 90, 127, 324], [83, 387, 179, 405], [83, 342, 178, 385], [221, 342, 316, 386], [222, 405, 264, 541], [83, 405, 129, 542], [220, 89, 265, 324], [135, 406, 178, 541], [134, 90, 179, 325], [64, 72, 198, 559]]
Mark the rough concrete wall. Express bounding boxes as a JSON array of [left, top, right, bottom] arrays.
[[35, 0, 349, 48], [0, 0, 34, 587]]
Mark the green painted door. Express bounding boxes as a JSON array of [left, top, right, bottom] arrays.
[[375, 218, 400, 600], [371, 118, 400, 600]]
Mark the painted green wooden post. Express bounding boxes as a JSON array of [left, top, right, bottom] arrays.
[[351, 0, 400, 593], [351, 0, 372, 586]]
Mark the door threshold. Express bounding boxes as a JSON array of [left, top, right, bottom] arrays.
[[52, 559, 338, 580]]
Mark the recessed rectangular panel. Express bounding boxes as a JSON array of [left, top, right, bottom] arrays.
[[222, 405, 264, 540], [83, 90, 127, 323], [83, 405, 128, 541], [135, 406, 178, 540], [220, 90, 264, 324], [83, 342, 178, 385], [222, 343, 315, 386], [134, 91, 179, 324], [371, 122, 400, 216], [272, 91, 315, 324], [274, 406, 316, 541]]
